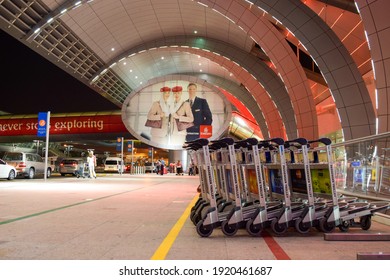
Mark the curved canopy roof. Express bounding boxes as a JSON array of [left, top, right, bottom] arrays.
[[0, 0, 380, 140]]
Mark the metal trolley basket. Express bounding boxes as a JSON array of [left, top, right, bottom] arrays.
[[186, 137, 390, 237], [76, 163, 90, 178]]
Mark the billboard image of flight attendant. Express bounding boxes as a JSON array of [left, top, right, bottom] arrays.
[[121, 81, 232, 150]]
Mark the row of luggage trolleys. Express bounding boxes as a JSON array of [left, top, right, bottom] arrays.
[[184, 137, 390, 237]]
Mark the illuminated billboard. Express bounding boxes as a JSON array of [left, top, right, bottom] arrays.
[[121, 81, 232, 150]]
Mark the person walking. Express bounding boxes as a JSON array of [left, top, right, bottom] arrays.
[[87, 150, 97, 179], [159, 157, 165, 175]]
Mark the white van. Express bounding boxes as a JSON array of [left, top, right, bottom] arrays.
[[104, 157, 124, 173]]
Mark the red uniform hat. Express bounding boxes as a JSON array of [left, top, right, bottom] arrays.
[[172, 86, 183, 92], [160, 86, 171, 92]]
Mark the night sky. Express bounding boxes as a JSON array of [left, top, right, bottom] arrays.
[[1, 30, 119, 115]]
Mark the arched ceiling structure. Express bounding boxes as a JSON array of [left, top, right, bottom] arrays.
[[1, 0, 384, 141]]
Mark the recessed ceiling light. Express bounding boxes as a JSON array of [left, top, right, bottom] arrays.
[[111, 47, 115, 51], [161, 56, 164, 60], [199, 63, 202, 66], [129, 69, 133, 72], [135, 76, 138, 79], [199, 69, 203, 72], [194, 30, 198, 34], [123, 62, 126, 65]]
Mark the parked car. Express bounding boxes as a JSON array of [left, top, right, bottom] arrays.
[[2, 152, 52, 179], [144, 162, 155, 173], [104, 157, 124, 173], [59, 158, 85, 176], [0, 158, 17, 180]]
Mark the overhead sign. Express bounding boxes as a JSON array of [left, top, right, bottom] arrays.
[[116, 137, 122, 151], [0, 114, 127, 136], [37, 112, 48, 137]]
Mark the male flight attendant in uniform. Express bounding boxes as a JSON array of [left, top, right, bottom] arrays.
[[185, 83, 212, 141]]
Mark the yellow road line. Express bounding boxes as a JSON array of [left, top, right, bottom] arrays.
[[150, 195, 199, 260]]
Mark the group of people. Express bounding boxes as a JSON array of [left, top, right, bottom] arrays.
[[146, 83, 212, 146]]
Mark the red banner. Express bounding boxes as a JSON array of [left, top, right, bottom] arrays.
[[0, 115, 127, 136]]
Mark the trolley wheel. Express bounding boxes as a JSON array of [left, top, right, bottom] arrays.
[[190, 210, 196, 222], [319, 218, 335, 233], [338, 220, 350, 232], [294, 218, 310, 234], [360, 215, 372, 230], [246, 219, 263, 236], [196, 220, 213, 237], [221, 220, 238, 236], [271, 219, 288, 235]]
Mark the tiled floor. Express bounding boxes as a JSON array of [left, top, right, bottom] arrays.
[[0, 173, 389, 260]]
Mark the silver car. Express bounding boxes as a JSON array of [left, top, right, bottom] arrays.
[[2, 152, 51, 179], [59, 158, 85, 176], [0, 158, 16, 180]]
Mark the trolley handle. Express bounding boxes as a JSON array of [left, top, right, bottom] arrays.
[[210, 142, 224, 150], [308, 137, 332, 146], [235, 137, 258, 146], [285, 137, 308, 146], [234, 142, 247, 149], [183, 143, 203, 151], [211, 137, 235, 146], [184, 138, 209, 147], [260, 137, 284, 146], [245, 137, 259, 146]]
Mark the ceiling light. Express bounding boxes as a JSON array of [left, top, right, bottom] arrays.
[[129, 69, 133, 72], [161, 57, 165, 60], [135, 76, 138, 79], [123, 62, 127, 65], [198, 63, 202, 66], [199, 69, 203, 72], [194, 30, 198, 34], [111, 48, 115, 51]]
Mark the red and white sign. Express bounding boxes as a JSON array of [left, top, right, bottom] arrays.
[[199, 125, 212, 138], [0, 114, 127, 136]]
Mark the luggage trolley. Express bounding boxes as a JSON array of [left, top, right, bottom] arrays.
[[76, 162, 89, 178], [262, 138, 314, 235], [186, 141, 211, 225], [235, 138, 284, 236], [216, 137, 247, 236], [309, 139, 390, 232], [188, 140, 232, 226], [185, 138, 222, 237], [284, 138, 332, 234]]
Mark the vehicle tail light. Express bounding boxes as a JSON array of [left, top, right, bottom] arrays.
[[18, 162, 26, 168], [60, 163, 64, 166]]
